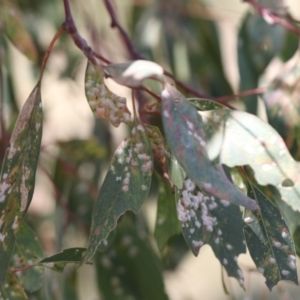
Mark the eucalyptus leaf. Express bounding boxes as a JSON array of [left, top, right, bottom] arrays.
[[176, 177, 246, 286], [244, 184, 298, 290], [0, 84, 43, 284], [81, 122, 153, 264], [161, 83, 258, 210], [201, 109, 300, 212]]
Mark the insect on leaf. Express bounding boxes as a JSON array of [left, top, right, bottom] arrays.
[[161, 83, 258, 210], [0, 84, 43, 284], [85, 61, 131, 127], [176, 178, 246, 286], [103, 60, 164, 88], [200, 109, 300, 212], [0, 0, 37, 61], [81, 122, 153, 264], [244, 184, 298, 290]]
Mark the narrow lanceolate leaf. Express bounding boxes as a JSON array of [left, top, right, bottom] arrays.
[[0, 84, 43, 284], [85, 61, 131, 127], [103, 60, 164, 88], [201, 109, 300, 212], [161, 83, 258, 210], [39, 248, 88, 272], [154, 177, 181, 251], [11, 222, 44, 292], [82, 123, 153, 264], [177, 178, 246, 286], [0, 0, 37, 61], [244, 185, 297, 290]]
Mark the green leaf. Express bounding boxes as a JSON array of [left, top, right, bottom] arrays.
[[0, 84, 43, 284], [161, 83, 258, 210], [176, 177, 246, 286], [238, 12, 285, 113], [82, 122, 153, 264], [200, 109, 300, 212], [244, 184, 298, 290], [154, 177, 181, 251], [11, 222, 44, 292], [0, 272, 27, 300], [85, 61, 131, 127], [103, 60, 164, 88], [95, 216, 168, 300], [166, 154, 185, 190], [39, 248, 87, 272], [263, 56, 300, 159], [0, 0, 37, 61], [188, 98, 228, 111]]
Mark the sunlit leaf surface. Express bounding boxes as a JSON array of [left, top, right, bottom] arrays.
[[201, 109, 300, 212], [244, 184, 298, 290]]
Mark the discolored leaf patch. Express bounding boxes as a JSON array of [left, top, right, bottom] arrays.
[[81, 122, 153, 264], [85, 61, 131, 127], [176, 178, 246, 286], [0, 84, 43, 284], [244, 184, 298, 290], [161, 83, 258, 210]]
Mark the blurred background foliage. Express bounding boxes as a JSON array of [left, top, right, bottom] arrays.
[[1, 0, 300, 299]]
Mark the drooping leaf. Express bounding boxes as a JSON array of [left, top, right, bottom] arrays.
[[0, 84, 43, 284], [238, 12, 285, 113], [103, 60, 164, 88], [81, 122, 153, 264], [95, 215, 168, 300], [161, 83, 258, 210], [39, 248, 88, 273], [85, 61, 131, 127], [244, 184, 298, 290], [0, 272, 27, 300], [200, 109, 300, 212], [0, 0, 37, 61], [154, 177, 181, 251], [263, 55, 300, 159], [11, 222, 44, 292], [176, 177, 246, 286]]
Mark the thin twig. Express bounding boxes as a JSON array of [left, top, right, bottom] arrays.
[[244, 0, 300, 36], [215, 87, 265, 103]]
